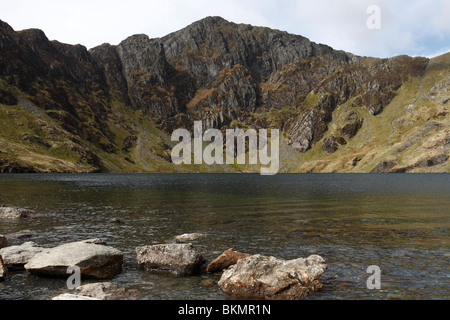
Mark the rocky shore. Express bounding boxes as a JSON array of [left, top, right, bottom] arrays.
[[0, 208, 328, 300]]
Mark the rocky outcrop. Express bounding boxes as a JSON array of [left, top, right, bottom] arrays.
[[371, 160, 397, 173], [25, 240, 123, 279], [205, 249, 250, 273], [322, 136, 340, 154], [0, 207, 39, 219], [136, 243, 205, 276], [415, 154, 449, 168], [218, 254, 327, 300], [0, 242, 44, 270], [340, 118, 364, 139]]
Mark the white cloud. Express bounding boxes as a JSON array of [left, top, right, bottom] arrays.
[[0, 0, 448, 57]]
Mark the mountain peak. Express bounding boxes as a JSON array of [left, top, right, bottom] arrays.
[[189, 16, 230, 27]]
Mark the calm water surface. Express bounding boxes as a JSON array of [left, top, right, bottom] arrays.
[[0, 173, 449, 300]]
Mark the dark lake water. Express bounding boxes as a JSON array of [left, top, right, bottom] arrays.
[[0, 173, 449, 300]]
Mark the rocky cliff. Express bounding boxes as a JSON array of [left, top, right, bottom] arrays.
[[0, 17, 448, 173]]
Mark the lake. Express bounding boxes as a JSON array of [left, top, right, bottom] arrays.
[[0, 173, 449, 300]]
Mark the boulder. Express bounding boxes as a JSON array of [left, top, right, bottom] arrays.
[[0, 242, 45, 270], [175, 233, 206, 242], [136, 243, 205, 276], [0, 207, 39, 219], [0, 235, 7, 249], [75, 282, 140, 300], [218, 254, 327, 300], [0, 255, 7, 282], [25, 240, 123, 279], [205, 249, 250, 273]]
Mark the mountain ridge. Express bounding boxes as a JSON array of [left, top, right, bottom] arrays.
[[0, 17, 448, 173]]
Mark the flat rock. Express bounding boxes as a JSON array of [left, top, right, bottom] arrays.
[[25, 240, 123, 279], [0, 242, 45, 270], [0, 207, 39, 219], [136, 243, 205, 276], [205, 249, 250, 273], [218, 254, 327, 300]]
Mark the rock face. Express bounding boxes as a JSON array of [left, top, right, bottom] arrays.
[[136, 243, 205, 276], [0, 207, 38, 219], [218, 254, 327, 300], [205, 249, 250, 273], [0, 17, 447, 174], [0, 255, 7, 281], [24, 240, 123, 279], [0, 242, 44, 270]]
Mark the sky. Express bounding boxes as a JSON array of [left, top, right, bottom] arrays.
[[1, 0, 449, 58]]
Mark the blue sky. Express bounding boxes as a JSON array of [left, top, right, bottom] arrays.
[[1, 0, 449, 58]]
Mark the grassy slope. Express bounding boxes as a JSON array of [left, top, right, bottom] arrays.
[[279, 53, 449, 173]]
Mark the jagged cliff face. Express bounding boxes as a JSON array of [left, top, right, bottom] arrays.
[[0, 17, 448, 173]]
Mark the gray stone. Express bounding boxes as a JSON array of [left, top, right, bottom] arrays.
[[6, 230, 39, 243], [175, 233, 205, 242], [25, 240, 123, 279], [75, 282, 140, 300], [136, 243, 205, 276], [0, 242, 44, 270], [0, 207, 39, 219], [218, 254, 327, 300]]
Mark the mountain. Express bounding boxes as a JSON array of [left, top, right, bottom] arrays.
[[0, 17, 448, 173]]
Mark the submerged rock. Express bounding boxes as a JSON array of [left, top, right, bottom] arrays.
[[218, 254, 327, 300], [6, 230, 39, 242], [0, 207, 39, 219], [110, 218, 123, 224], [205, 249, 250, 273], [136, 243, 205, 276], [174, 233, 206, 242], [25, 240, 123, 279], [0, 242, 45, 270]]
